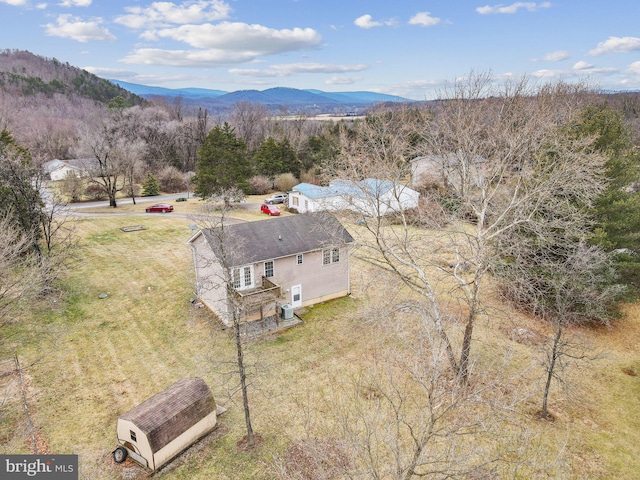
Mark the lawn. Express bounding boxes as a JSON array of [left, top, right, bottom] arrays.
[[5, 211, 640, 479]]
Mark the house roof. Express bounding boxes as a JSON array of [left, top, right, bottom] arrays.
[[291, 182, 339, 199], [292, 178, 416, 201], [119, 377, 216, 453], [43, 158, 98, 172], [197, 213, 354, 267]]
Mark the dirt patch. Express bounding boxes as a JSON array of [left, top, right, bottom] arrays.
[[236, 433, 264, 452], [283, 438, 352, 480]]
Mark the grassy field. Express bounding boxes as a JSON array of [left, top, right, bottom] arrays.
[[5, 208, 640, 479]]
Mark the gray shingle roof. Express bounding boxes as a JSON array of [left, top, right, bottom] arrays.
[[201, 213, 354, 267], [119, 377, 216, 453]]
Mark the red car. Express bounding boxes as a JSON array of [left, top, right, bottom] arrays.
[[260, 203, 281, 216], [146, 203, 173, 213]]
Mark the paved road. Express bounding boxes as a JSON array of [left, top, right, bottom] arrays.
[[65, 192, 192, 210], [63, 192, 253, 224]]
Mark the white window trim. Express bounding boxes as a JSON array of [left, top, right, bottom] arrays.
[[231, 265, 254, 290], [322, 248, 340, 265], [264, 260, 274, 278]]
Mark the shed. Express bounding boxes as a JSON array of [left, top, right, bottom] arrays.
[[114, 377, 218, 470]]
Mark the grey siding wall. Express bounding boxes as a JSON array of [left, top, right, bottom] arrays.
[[190, 234, 231, 324]]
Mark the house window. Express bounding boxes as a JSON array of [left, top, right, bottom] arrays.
[[243, 266, 252, 286], [232, 268, 241, 289], [323, 248, 340, 265], [264, 260, 274, 278], [130, 430, 137, 442], [231, 265, 253, 290], [292, 196, 299, 207], [297, 254, 303, 265]]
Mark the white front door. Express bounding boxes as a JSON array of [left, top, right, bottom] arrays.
[[291, 285, 302, 308]]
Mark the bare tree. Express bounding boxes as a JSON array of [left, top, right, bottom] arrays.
[[274, 295, 567, 479], [75, 111, 142, 207], [190, 190, 264, 447], [328, 75, 607, 385], [229, 101, 269, 154], [494, 213, 622, 418]]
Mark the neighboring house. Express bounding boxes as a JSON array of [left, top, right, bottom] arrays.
[[43, 158, 96, 181], [187, 213, 354, 326], [289, 178, 420, 216], [410, 155, 487, 191]]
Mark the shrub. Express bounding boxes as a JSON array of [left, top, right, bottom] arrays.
[[274, 173, 298, 192], [61, 172, 83, 202], [249, 175, 272, 195], [158, 166, 188, 193], [84, 183, 106, 200]]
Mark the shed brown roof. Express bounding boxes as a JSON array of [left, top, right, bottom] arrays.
[[119, 377, 216, 453]]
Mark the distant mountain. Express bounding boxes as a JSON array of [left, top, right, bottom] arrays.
[[110, 80, 227, 99], [305, 89, 409, 104], [0, 50, 145, 106], [109, 80, 411, 114]]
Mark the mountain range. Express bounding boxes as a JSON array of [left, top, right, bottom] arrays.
[[110, 80, 411, 114]]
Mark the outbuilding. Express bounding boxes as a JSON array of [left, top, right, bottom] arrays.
[[113, 377, 218, 471]]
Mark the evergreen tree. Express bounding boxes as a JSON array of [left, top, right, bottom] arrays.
[[254, 137, 300, 178], [141, 173, 160, 196], [573, 103, 640, 294], [0, 130, 42, 252], [193, 123, 252, 197]]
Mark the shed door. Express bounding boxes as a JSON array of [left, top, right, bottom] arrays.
[[291, 285, 302, 308]]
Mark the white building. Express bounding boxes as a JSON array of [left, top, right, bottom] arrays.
[[289, 178, 420, 217]]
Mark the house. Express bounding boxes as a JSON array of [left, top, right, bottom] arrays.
[[114, 377, 218, 471], [289, 178, 420, 216], [187, 213, 354, 326], [410, 155, 487, 190], [42, 158, 96, 181]]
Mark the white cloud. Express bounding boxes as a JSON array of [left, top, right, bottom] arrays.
[[44, 14, 116, 42], [115, 0, 231, 29], [537, 50, 569, 62], [0, 0, 29, 6], [476, 2, 551, 15], [230, 62, 368, 77], [59, 0, 91, 6], [326, 76, 361, 85], [573, 60, 593, 70], [36, 3, 47, 8], [121, 48, 262, 66], [531, 69, 566, 79], [589, 36, 640, 56], [409, 12, 441, 27], [628, 62, 640, 75], [141, 22, 321, 53], [354, 14, 396, 29], [83, 66, 138, 78], [355, 14, 381, 29]]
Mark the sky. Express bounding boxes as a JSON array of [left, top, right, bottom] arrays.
[[1, 0, 639, 100]]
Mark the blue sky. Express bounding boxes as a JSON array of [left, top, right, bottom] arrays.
[[1, 0, 639, 100]]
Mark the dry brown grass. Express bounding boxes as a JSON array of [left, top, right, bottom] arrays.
[[4, 212, 639, 479]]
